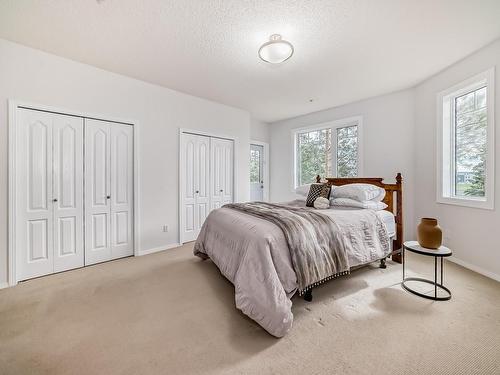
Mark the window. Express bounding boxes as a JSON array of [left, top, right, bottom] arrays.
[[250, 148, 261, 183], [336, 125, 358, 178], [293, 117, 362, 188], [437, 68, 495, 209]]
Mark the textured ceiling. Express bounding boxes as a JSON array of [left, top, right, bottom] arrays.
[[1, 0, 500, 122]]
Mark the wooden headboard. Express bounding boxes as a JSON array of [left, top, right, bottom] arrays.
[[316, 173, 403, 263]]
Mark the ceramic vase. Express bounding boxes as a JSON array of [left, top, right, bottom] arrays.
[[417, 218, 442, 249]]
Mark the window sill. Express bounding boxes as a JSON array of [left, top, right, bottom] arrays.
[[437, 196, 494, 210]]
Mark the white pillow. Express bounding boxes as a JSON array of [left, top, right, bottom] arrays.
[[295, 184, 312, 197], [313, 197, 330, 209], [331, 183, 386, 202], [330, 197, 388, 211]]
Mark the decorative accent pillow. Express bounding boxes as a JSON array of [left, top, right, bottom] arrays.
[[313, 197, 330, 209], [331, 183, 386, 202], [306, 183, 331, 207], [330, 197, 388, 211]]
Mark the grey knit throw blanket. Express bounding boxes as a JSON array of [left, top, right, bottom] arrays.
[[224, 202, 350, 295]]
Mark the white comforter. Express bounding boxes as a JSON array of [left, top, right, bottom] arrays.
[[193, 200, 391, 337]]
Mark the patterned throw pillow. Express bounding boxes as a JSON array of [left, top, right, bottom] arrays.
[[306, 183, 331, 207]]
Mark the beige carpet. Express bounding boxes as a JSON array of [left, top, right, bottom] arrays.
[[1, 243, 499, 375]]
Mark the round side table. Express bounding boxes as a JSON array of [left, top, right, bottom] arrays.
[[402, 240, 452, 301]]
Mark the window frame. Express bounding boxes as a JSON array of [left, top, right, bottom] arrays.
[[291, 116, 364, 190], [436, 68, 495, 210]]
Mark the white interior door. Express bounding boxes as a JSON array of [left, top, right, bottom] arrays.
[[195, 135, 210, 235], [180, 133, 210, 242], [16, 108, 84, 280], [53, 115, 84, 272], [85, 119, 112, 265], [250, 144, 264, 201], [210, 138, 234, 210], [16, 109, 55, 280], [110, 123, 134, 258]]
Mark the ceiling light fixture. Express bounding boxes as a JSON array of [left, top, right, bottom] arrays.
[[258, 34, 294, 64]]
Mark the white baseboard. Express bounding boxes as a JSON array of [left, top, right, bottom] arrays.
[[0, 282, 10, 290], [137, 243, 182, 256], [448, 256, 500, 282]]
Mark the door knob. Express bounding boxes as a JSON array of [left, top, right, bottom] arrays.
[[220, 189, 223, 193], [53, 198, 58, 202], [106, 196, 111, 199], [195, 190, 199, 194]]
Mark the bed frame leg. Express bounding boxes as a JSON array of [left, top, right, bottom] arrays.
[[379, 258, 387, 269], [304, 289, 313, 302]]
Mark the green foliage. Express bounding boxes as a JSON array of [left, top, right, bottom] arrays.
[[297, 126, 358, 184], [455, 87, 487, 197], [250, 150, 260, 183], [297, 129, 331, 185], [464, 147, 485, 197], [336, 126, 358, 177]]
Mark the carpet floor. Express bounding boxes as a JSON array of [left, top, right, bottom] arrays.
[[1, 243, 499, 375]]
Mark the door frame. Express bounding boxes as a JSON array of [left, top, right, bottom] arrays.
[[178, 128, 238, 244], [250, 140, 270, 202], [8, 100, 141, 286]]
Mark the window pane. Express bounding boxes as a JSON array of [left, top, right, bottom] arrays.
[[250, 149, 260, 183], [454, 86, 487, 197], [297, 128, 332, 185], [336, 125, 358, 177]]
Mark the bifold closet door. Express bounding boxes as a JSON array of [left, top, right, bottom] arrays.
[[85, 119, 134, 265], [110, 123, 134, 259], [180, 133, 210, 242], [53, 114, 85, 272], [210, 138, 234, 210], [16, 108, 84, 281]]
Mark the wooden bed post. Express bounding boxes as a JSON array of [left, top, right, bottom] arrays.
[[392, 173, 403, 263]]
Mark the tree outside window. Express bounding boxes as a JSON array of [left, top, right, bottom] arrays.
[[295, 123, 359, 186]]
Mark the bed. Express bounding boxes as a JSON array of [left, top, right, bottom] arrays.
[[194, 174, 403, 337]]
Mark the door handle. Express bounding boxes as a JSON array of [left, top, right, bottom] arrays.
[[106, 196, 111, 199], [220, 189, 223, 193], [195, 190, 199, 194], [53, 198, 58, 202]]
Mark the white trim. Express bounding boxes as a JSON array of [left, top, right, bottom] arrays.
[[291, 116, 364, 190], [8, 100, 17, 286], [250, 140, 270, 202], [178, 128, 238, 244], [133, 121, 141, 257], [7, 100, 141, 285], [448, 256, 500, 283], [436, 67, 495, 210], [0, 282, 9, 290], [137, 243, 182, 256]]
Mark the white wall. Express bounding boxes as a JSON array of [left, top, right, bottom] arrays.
[[414, 39, 500, 280], [269, 90, 416, 241], [250, 118, 270, 143], [0, 39, 251, 285]]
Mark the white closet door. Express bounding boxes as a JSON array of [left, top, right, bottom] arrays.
[[210, 138, 234, 210], [110, 124, 134, 258], [195, 135, 210, 232], [53, 115, 84, 272], [221, 139, 234, 204], [16, 109, 55, 280], [85, 119, 112, 265], [181, 133, 210, 242]]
